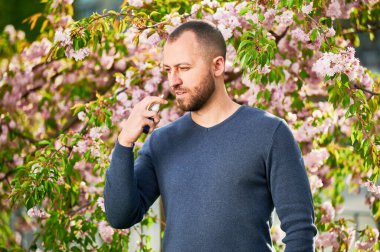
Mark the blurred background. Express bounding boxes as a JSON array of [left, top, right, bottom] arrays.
[[0, 0, 379, 72], [1, 0, 379, 250]]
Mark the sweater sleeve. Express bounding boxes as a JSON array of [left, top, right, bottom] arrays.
[[266, 120, 317, 251], [103, 133, 160, 229]]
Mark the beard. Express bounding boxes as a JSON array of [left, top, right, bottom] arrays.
[[175, 70, 216, 112]]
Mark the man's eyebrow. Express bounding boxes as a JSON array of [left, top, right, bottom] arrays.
[[161, 62, 191, 68]]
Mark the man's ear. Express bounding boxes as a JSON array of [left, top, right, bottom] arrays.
[[212, 56, 225, 77]]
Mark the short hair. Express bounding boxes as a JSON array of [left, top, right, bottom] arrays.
[[167, 20, 226, 61]]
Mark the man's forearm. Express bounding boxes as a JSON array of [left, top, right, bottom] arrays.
[[103, 139, 144, 229]]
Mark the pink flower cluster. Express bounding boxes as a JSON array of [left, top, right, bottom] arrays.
[[274, 10, 294, 27], [98, 221, 114, 244], [301, 3, 313, 15], [97, 197, 105, 212], [303, 148, 329, 173], [309, 175, 323, 194], [312, 47, 373, 89], [53, 28, 90, 61], [363, 180, 380, 195], [321, 201, 335, 223], [4, 25, 25, 44], [89, 126, 109, 140], [355, 228, 379, 250], [316, 231, 339, 250], [65, 47, 90, 61], [51, 0, 73, 8], [126, 0, 152, 8], [27, 206, 50, 219], [326, 0, 357, 19]]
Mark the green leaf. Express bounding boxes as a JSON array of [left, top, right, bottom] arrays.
[[340, 73, 349, 85], [310, 29, 319, 43], [37, 140, 51, 146], [239, 7, 250, 16], [264, 89, 271, 101]]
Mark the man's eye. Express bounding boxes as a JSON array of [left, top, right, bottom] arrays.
[[179, 67, 190, 71]]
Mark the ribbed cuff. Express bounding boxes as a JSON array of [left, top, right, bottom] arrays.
[[112, 137, 135, 159]]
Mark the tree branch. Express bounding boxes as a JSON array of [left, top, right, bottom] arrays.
[[269, 26, 289, 44], [353, 84, 380, 96]]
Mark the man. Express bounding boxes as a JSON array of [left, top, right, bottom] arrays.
[[104, 20, 317, 251]]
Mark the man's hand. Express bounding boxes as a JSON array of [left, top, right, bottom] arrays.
[[118, 96, 168, 147]]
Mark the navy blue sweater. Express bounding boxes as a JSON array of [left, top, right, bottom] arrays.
[[104, 105, 317, 251]]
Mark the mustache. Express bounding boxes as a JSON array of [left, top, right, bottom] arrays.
[[173, 89, 187, 93]]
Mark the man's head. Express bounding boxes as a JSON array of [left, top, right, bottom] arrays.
[[162, 20, 227, 112]]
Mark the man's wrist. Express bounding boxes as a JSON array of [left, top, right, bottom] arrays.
[[118, 135, 135, 148]]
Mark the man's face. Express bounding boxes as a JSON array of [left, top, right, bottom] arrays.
[[162, 32, 215, 112]]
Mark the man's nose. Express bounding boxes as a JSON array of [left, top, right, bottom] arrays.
[[169, 69, 182, 87]]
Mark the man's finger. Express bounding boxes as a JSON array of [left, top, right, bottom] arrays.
[[141, 96, 168, 109]]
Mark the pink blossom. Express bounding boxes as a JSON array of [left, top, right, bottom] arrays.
[[100, 53, 114, 70], [245, 12, 259, 24], [65, 47, 90, 61], [4, 25, 17, 43], [303, 148, 329, 172], [77, 111, 86, 121], [217, 24, 233, 40], [58, 15, 73, 27], [291, 28, 309, 42], [263, 9, 277, 30], [54, 28, 71, 45], [286, 112, 297, 123], [275, 10, 294, 27], [290, 62, 299, 73], [97, 197, 105, 212], [200, 0, 220, 8], [191, 4, 201, 14], [302, 3, 313, 14], [325, 27, 336, 37], [363, 180, 380, 195], [321, 201, 335, 223], [312, 109, 323, 118], [128, 0, 144, 7], [117, 92, 129, 105], [114, 59, 126, 71], [51, 0, 73, 8], [13, 153, 24, 166], [326, 0, 342, 18], [73, 140, 88, 154], [91, 145, 101, 157], [147, 32, 161, 46], [170, 16, 181, 26], [309, 175, 323, 194], [89, 126, 109, 140], [27, 206, 50, 219], [22, 38, 52, 62], [57, 176, 65, 185], [355, 228, 379, 250], [98, 221, 114, 243], [312, 47, 373, 86], [316, 231, 339, 250], [258, 65, 271, 74]]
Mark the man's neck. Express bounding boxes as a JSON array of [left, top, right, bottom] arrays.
[[190, 100, 241, 128]]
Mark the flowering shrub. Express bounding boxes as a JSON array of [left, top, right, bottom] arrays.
[[0, 0, 379, 251]]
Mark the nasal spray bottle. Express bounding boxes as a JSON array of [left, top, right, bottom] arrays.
[[142, 95, 163, 134]]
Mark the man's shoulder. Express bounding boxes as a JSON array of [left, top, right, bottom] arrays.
[[242, 105, 284, 128], [152, 112, 190, 138]]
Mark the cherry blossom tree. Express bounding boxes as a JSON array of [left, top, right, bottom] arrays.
[[1, 0, 379, 251]]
